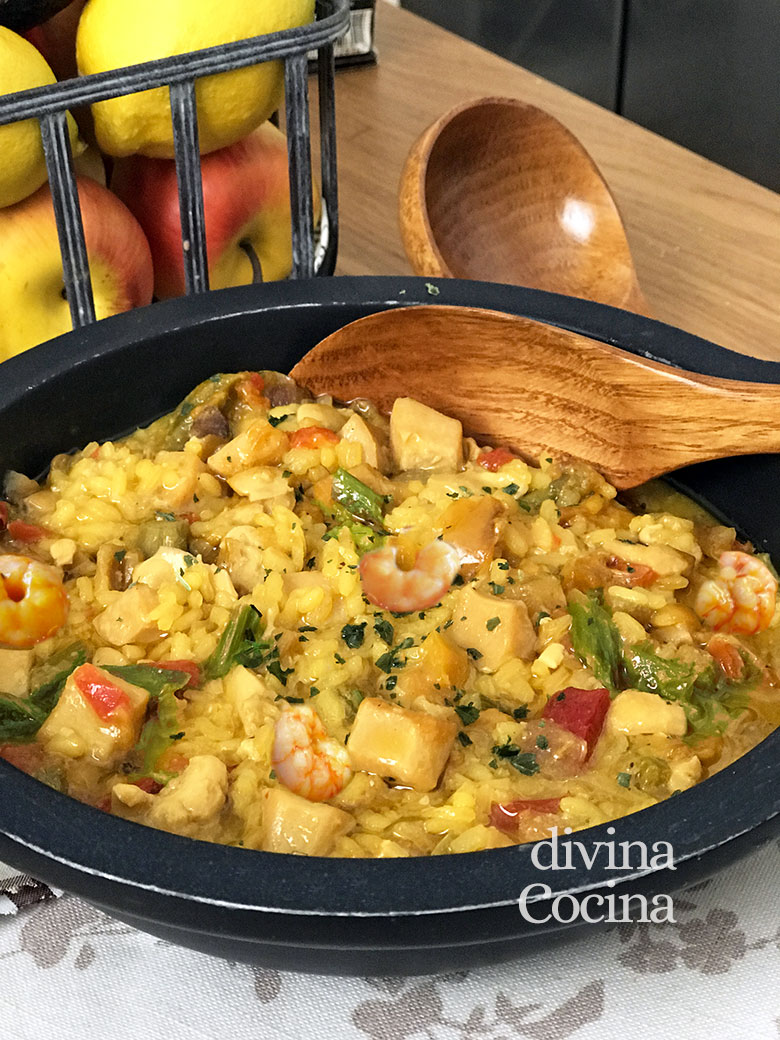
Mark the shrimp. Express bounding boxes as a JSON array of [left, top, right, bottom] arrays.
[[695, 550, 777, 635], [272, 704, 351, 802], [0, 555, 68, 648], [359, 539, 461, 613]]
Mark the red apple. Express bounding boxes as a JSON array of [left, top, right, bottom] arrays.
[[23, 1, 87, 82], [0, 176, 153, 362], [111, 121, 310, 299]]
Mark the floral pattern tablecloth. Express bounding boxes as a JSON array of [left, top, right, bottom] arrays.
[[1, 840, 778, 1040]]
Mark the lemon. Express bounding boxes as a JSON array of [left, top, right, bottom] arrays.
[[76, 0, 315, 158], [0, 28, 82, 208]]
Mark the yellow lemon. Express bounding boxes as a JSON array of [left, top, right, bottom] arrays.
[[0, 28, 82, 208], [76, 0, 315, 158]]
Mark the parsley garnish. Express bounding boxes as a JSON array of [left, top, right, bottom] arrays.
[[268, 413, 291, 427], [486, 617, 501, 631], [466, 647, 483, 661], [376, 637, 414, 673], [341, 622, 367, 649], [617, 772, 631, 788], [454, 703, 480, 726], [492, 740, 540, 776], [373, 618, 394, 645], [488, 582, 504, 596], [457, 731, 473, 747]]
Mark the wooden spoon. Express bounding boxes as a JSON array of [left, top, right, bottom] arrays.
[[290, 305, 780, 489], [399, 97, 651, 316]]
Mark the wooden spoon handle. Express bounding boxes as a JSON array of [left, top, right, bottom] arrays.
[[291, 306, 780, 488]]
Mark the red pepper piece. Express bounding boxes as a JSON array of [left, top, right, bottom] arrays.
[[155, 659, 202, 689], [0, 743, 44, 775], [543, 686, 611, 755], [73, 663, 131, 720], [478, 447, 517, 471], [290, 425, 340, 450], [489, 798, 561, 836], [132, 777, 164, 795], [0, 502, 8, 531], [7, 520, 46, 543]]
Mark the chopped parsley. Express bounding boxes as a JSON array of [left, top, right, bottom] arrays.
[[617, 771, 631, 788], [486, 617, 501, 631], [267, 651, 294, 687], [268, 413, 291, 427], [466, 647, 483, 661], [334, 652, 346, 665], [373, 618, 394, 645], [454, 703, 480, 727], [341, 622, 367, 649], [154, 510, 176, 522], [457, 731, 473, 747], [376, 637, 414, 673], [488, 582, 505, 596], [492, 740, 540, 776], [536, 734, 549, 750], [503, 483, 520, 496]]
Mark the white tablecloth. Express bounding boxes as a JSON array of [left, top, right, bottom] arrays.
[[0, 840, 777, 1040]]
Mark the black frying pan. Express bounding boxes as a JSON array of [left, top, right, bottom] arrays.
[[0, 277, 777, 975]]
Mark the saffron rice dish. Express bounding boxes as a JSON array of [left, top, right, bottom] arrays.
[[0, 370, 777, 857]]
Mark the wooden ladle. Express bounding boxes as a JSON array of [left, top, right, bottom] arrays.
[[399, 97, 651, 316], [290, 305, 780, 489]]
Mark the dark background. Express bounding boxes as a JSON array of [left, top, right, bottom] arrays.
[[400, 0, 779, 192]]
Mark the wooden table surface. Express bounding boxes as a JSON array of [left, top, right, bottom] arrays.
[[323, 3, 780, 361]]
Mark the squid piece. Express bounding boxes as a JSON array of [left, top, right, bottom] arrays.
[[347, 698, 457, 792]]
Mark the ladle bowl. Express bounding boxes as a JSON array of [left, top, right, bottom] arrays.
[[399, 96, 651, 315]]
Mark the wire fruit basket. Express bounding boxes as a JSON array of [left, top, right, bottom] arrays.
[[0, 0, 351, 331]]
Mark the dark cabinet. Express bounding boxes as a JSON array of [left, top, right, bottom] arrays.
[[401, 0, 779, 191], [621, 0, 779, 190], [400, 0, 624, 110]]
